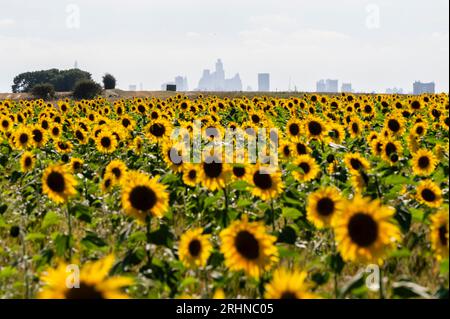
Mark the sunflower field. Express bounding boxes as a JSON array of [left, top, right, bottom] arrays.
[[0, 93, 448, 299]]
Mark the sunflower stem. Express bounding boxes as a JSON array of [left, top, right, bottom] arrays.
[[374, 175, 382, 199], [379, 266, 385, 299], [145, 215, 153, 264], [270, 199, 275, 231], [66, 203, 72, 262]]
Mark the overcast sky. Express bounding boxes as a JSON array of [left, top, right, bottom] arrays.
[[0, 0, 448, 93]]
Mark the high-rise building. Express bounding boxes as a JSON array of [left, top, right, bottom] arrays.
[[175, 76, 188, 91], [413, 81, 435, 95], [317, 79, 338, 93], [197, 59, 242, 91], [316, 80, 326, 92], [341, 83, 352, 93], [258, 73, 270, 92], [129, 85, 137, 91]]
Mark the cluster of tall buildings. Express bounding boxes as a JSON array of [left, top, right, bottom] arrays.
[[197, 59, 242, 91], [316, 79, 340, 93], [413, 81, 435, 95]]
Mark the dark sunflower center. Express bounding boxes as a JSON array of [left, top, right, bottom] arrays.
[[24, 157, 32, 167], [253, 170, 273, 189], [75, 130, 84, 140], [289, 123, 300, 136], [385, 143, 396, 156], [129, 185, 157, 211], [188, 170, 197, 179], [251, 115, 260, 124], [283, 146, 290, 156], [416, 126, 424, 135], [46, 171, 66, 193], [351, 123, 359, 133], [388, 119, 400, 132], [112, 167, 121, 178], [438, 225, 448, 246], [299, 162, 311, 174], [233, 166, 246, 178], [347, 213, 378, 247], [150, 123, 165, 137], [421, 188, 436, 202], [188, 239, 202, 257], [308, 121, 322, 136], [19, 133, 28, 144], [122, 119, 131, 127], [280, 291, 298, 299], [296, 143, 307, 155], [73, 162, 81, 170], [317, 197, 335, 216], [104, 178, 111, 188], [411, 101, 420, 109], [418, 156, 430, 169], [203, 161, 222, 178], [235, 230, 260, 260], [52, 127, 60, 136], [350, 158, 362, 170], [364, 105, 372, 113], [1, 120, 9, 128], [65, 282, 104, 299], [101, 137, 111, 148]]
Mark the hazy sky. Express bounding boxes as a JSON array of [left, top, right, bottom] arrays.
[[0, 0, 448, 93]]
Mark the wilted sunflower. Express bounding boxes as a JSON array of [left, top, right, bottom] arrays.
[[178, 228, 212, 268], [20, 151, 35, 172], [106, 160, 128, 185], [292, 155, 320, 182], [344, 153, 370, 174], [416, 180, 443, 208], [248, 165, 283, 201], [121, 171, 169, 221], [42, 164, 77, 204], [412, 149, 437, 176], [219, 216, 278, 278], [38, 255, 132, 299], [200, 155, 229, 191], [429, 209, 449, 261], [264, 268, 317, 299], [182, 164, 200, 187], [95, 131, 118, 154], [307, 187, 343, 229], [333, 196, 400, 263]]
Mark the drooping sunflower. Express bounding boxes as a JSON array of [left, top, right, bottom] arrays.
[[38, 255, 132, 299], [95, 131, 118, 154], [219, 216, 278, 278], [105, 160, 128, 185], [178, 228, 212, 268], [416, 180, 443, 208], [429, 209, 449, 261], [292, 155, 320, 183], [248, 165, 283, 201], [42, 164, 77, 204], [20, 151, 35, 172], [344, 153, 370, 174], [307, 187, 344, 229], [411, 149, 438, 176], [333, 196, 401, 263], [264, 268, 317, 299], [182, 164, 200, 187], [121, 171, 169, 221]]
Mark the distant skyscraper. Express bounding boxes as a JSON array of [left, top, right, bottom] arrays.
[[317, 79, 338, 93], [129, 85, 137, 91], [341, 83, 352, 93], [175, 76, 189, 91], [74, 61, 78, 69], [413, 81, 435, 95], [197, 59, 242, 91], [258, 73, 270, 92]]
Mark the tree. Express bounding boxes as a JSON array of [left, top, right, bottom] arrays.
[[31, 83, 56, 100], [103, 73, 116, 90], [72, 80, 103, 100], [12, 69, 92, 93]]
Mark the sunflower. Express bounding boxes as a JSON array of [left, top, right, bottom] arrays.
[[384, 114, 405, 136], [416, 180, 443, 208], [429, 209, 449, 261], [231, 163, 250, 181], [219, 216, 278, 278], [411, 149, 437, 176], [248, 165, 283, 201], [182, 164, 200, 187], [328, 123, 345, 144], [106, 160, 128, 185], [13, 126, 32, 150], [286, 118, 303, 139], [333, 196, 401, 263], [304, 116, 328, 140], [69, 157, 84, 173], [38, 255, 132, 299], [49, 123, 63, 140], [55, 140, 73, 154], [145, 119, 171, 143], [411, 122, 428, 137], [200, 155, 229, 191], [292, 140, 311, 156], [344, 153, 370, 174], [278, 141, 294, 160], [42, 164, 77, 204], [101, 173, 114, 193], [162, 141, 186, 173], [307, 187, 344, 229], [31, 125, 48, 148], [292, 155, 320, 183], [0, 115, 12, 132], [348, 117, 363, 139], [20, 151, 35, 172], [121, 171, 169, 221], [178, 228, 212, 268], [131, 136, 143, 155], [264, 268, 316, 299], [95, 131, 118, 154]]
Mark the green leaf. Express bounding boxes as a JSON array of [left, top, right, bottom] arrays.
[[440, 259, 449, 276], [236, 198, 252, 208], [384, 174, 411, 185], [81, 233, 107, 249], [25, 232, 46, 242], [70, 204, 92, 223], [281, 207, 302, 219], [42, 211, 61, 229], [53, 234, 71, 257], [340, 271, 365, 297], [277, 226, 297, 244]]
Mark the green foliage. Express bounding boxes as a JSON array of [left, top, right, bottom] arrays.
[[72, 80, 103, 100], [30, 83, 55, 100], [102, 73, 117, 90]]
